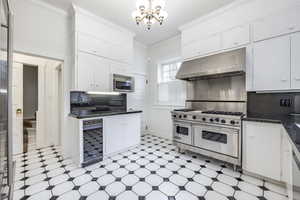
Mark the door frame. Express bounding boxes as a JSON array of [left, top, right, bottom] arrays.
[[13, 53, 64, 151]]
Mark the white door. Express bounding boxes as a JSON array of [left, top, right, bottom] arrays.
[[12, 62, 23, 155], [243, 121, 282, 181], [253, 36, 291, 91], [291, 32, 300, 89], [104, 116, 126, 155], [77, 52, 95, 91], [93, 57, 110, 92]]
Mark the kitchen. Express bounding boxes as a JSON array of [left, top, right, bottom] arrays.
[[0, 0, 300, 200]]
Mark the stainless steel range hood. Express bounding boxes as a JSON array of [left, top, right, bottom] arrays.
[[176, 48, 246, 80]]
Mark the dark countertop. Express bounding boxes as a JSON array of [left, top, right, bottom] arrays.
[[243, 114, 300, 155], [69, 110, 143, 119]]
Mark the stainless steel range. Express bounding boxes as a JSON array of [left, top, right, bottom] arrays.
[[172, 48, 247, 169], [171, 109, 243, 169]]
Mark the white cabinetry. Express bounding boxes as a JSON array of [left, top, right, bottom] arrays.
[[243, 121, 282, 181], [71, 5, 135, 91], [253, 7, 300, 42], [181, 24, 250, 60], [281, 129, 293, 185], [253, 36, 291, 91], [291, 32, 300, 89], [104, 113, 141, 155], [222, 25, 250, 50], [77, 52, 110, 92]]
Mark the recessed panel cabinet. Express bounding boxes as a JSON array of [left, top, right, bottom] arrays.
[[291, 32, 300, 89], [253, 36, 291, 91], [77, 52, 110, 92], [243, 121, 282, 181]]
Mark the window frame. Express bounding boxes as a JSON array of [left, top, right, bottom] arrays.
[[155, 58, 186, 107]]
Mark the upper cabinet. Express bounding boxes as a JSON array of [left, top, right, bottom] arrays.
[[291, 32, 300, 89], [253, 7, 300, 42], [77, 52, 110, 92], [70, 5, 135, 91], [222, 24, 250, 50], [253, 36, 291, 91], [181, 24, 250, 60]]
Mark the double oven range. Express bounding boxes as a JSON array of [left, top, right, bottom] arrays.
[[171, 109, 244, 169]]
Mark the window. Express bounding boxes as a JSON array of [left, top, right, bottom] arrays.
[[156, 60, 186, 106]]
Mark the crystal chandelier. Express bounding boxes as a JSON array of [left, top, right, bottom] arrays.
[[132, 0, 168, 30]]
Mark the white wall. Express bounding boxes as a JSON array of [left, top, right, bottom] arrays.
[[12, 0, 69, 60], [11, 0, 72, 154], [147, 36, 185, 139]]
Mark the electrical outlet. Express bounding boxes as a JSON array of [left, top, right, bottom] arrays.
[[280, 98, 292, 107]]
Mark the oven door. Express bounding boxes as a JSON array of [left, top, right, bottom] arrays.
[[173, 121, 192, 145], [193, 124, 239, 157]]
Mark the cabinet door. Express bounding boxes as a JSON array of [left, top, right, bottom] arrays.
[[253, 7, 300, 42], [77, 33, 111, 59], [124, 114, 141, 147], [104, 116, 126, 155], [77, 52, 95, 91], [243, 121, 282, 181], [291, 33, 300, 89], [182, 41, 199, 60], [281, 129, 292, 185], [253, 36, 291, 91], [196, 34, 222, 56], [93, 57, 110, 92], [222, 24, 250, 50]]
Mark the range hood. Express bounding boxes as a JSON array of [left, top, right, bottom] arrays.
[[176, 48, 246, 80]]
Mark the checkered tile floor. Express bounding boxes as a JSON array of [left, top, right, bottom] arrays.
[[13, 134, 288, 200]]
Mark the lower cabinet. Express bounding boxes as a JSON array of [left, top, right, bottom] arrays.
[[103, 113, 141, 155], [243, 121, 290, 182]]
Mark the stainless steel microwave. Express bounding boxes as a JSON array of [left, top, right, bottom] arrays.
[[113, 74, 135, 92]]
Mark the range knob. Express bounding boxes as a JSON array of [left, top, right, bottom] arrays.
[[179, 115, 182, 119], [215, 118, 220, 122], [192, 116, 197, 120], [221, 119, 226, 123], [202, 117, 206, 121], [173, 115, 177, 118], [210, 118, 214, 122], [230, 120, 236, 125], [183, 115, 187, 118]]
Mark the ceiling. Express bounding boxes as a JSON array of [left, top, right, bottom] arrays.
[[39, 0, 235, 45]]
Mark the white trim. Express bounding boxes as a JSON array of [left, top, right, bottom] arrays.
[[72, 3, 136, 38], [28, 0, 68, 16], [178, 0, 252, 31]]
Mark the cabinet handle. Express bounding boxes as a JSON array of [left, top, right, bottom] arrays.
[[295, 77, 300, 81], [288, 26, 295, 31], [234, 42, 239, 46], [281, 79, 288, 82]]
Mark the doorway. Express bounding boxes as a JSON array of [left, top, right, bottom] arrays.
[[12, 53, 63, 155]]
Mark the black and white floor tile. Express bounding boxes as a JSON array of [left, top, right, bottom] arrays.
[[13, 134, 288, 200]]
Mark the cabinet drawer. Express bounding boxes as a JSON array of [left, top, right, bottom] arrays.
[[253, 7, 300, 42], [222, 24, 250, 49]]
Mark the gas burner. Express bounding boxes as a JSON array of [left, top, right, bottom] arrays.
[[202, 111, 244, 116]]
